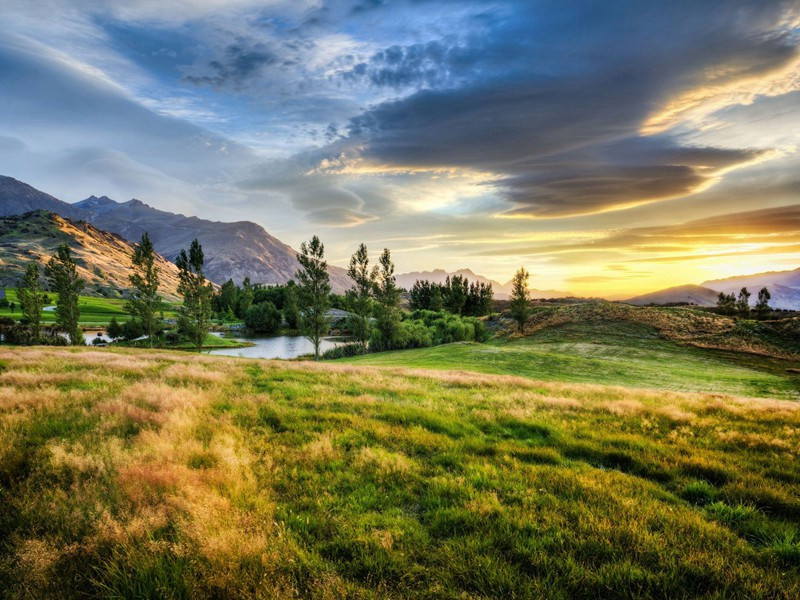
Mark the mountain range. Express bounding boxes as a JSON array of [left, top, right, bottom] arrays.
[[0, 210, 182, 299], [0, 175, 351, 292]]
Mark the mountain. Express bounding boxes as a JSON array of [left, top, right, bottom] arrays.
[[0, 211, 182, 299], [702, 268, 800, 310], [0, 176, 84, 220], [624, 284, 720, 307], [0, 175, 350, 291], [395, 268, 572, 300]]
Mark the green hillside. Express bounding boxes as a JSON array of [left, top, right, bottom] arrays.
[[1, 347, 799, 598], [344, 304, 800, 400]]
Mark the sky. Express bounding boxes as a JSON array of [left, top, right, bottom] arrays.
[[1, 0, 799, 297]]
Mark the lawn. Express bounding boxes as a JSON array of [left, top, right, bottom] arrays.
[[343, 321, 800, 400], [1, 347, 799, 598], [1, 288, 179, 326]]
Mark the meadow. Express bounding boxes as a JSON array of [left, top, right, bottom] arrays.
[[1, 288, 179, 327], [1, 346, 799, 598]]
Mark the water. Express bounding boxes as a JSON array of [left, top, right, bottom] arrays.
[[207, 334, 347, 359]]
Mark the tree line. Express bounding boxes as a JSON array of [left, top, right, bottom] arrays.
[[716, 287, 771, 319], [5, 231, 531, 356]]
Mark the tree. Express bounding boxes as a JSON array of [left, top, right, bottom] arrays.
[[45, 244, 83, 345], [127, 232, 161, 348], [175, 239, 214, 353], [296, 236, 331, 361], [409, 280, 434, 311], [18, 261, 44, 341], [755, 287, 771, 320], [373, 248, 401, 350], [236, 277, 254, 318], [346, 243, 377, 349], [716, 292, 736, 316], [443, 275, 468, 315], [283, 282, 300, 330], [736, 287, 751, 317], [107, 316, 123, 340], [217, 279, 239, 316], [509, 267, 530, 333], [244, 301, 282, 334]]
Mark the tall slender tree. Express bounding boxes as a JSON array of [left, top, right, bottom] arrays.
[[127, 232, 161, 348], [509, 267, 530, 333], [346, 243, 377, 350], [374, 248, 401, 349], [45, 244, 83, 345], [736, 287, 751, 317], [18, 261, 44, 342], [296, 236, 331, 361], [755, 287, 771, 320], [176, 239, 213, 353]]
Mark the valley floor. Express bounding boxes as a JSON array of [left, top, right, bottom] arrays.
[[1, 347, 799, 598]]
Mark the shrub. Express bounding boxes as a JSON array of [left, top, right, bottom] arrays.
[[322, 342, 367, 359], [244, 301, 281, 334]]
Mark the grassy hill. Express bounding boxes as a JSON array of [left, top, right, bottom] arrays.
[[344, 303, 800, 400], [0, 211, 182, 300], [1, 347, 799, 598]]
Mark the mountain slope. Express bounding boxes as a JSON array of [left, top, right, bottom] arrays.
[[0, 176, 84, 220], [72, 196, 352, 292], [395, 268, 571, 299], [625, 284, 720, 306], [0, 211, 182, 299]]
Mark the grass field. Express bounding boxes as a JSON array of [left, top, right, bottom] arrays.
[[344, 319, 800, 400], [1, 347, 800, 598], [1, 289, 179, 326]]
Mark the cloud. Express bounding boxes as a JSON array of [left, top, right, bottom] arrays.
[[183, 41, 278, 90]]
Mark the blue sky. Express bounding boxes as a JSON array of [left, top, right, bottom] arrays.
[[2, 0, 800, 295]]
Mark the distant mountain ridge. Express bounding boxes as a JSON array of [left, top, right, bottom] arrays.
[[625, 284, 720, 307], [394, 268, 572, 299], [624, 268, 800, 310], [0, 175, 350, 291], [0, 210, 183, 299]]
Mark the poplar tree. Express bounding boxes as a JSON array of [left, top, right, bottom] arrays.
[[127, 232, 161, 347], [509, 267, 530, 333], [374, 248, 401, 349], [296, 236, 331, 361], [755, 287, 771, 320], [45, 244, 84, 345], [176, 239, 213, 353], [18, 261, 44, 342], [346, 243, 377, 350]]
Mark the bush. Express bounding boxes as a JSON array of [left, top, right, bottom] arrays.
[[245, 301, 281, 334], [121, 319, 145, 341], [322, 342, 367, 360]]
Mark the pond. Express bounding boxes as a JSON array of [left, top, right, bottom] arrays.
[[207, 334, 348, 360]]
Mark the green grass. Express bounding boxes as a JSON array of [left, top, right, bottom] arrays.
[[113, 332, 250, 350], [343, 321, 800, 400], [2, 288, 179, 326], [1, 347, 799, 598]]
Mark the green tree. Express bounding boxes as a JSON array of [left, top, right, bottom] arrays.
[[175, 239, 214, 353], [346, 243, 377, 349], [443, 275, 469, 315], [127, 232, 161, 348], [283, 282, 300, 330], [107, 316, 123, 340], [755, 287, 771, 320], [218, 279, 239, 316], [373, 248, 401, 350], [236, 277, 254, 318], [296, 236, 331, 361], [736, 287, 751, 317], [245, 301, 282, 334], [509, 267, 530, 333], [18, 261, 44, 341], [45, 244, 84, 345], [716, 292, 736, 316]]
